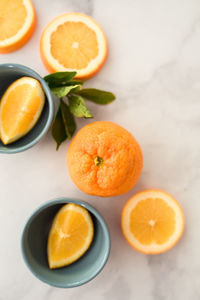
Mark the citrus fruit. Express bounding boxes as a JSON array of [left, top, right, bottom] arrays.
[[0, 0, 36, 53], [40, 13, 107, 79], [0, 77, 45, 144], [121, 189, 184, 254], [47, 203, 94, 269], [66, 121, 143, 197]]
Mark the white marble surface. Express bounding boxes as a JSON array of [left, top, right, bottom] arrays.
[[1, 0, 200, 299]]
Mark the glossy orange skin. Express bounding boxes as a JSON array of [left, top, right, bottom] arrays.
[[67, 121, 143, 197]]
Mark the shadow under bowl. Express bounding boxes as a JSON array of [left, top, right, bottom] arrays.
[[21, 198, 110, 288], [0, 63, 54, 154]]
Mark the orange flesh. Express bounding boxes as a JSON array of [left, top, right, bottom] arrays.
[[130, 197, 176, 245], [50, 21, 98, 69], [1, 83, 41, 139], [0, 0, 27, 41], [48, 208, 90, 263]]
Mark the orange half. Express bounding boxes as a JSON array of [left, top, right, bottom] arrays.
[[121, 189, 184, 254], [0, 77, 45, 144], [40, 13, 107, 79], [0, 0, 36, 53], [47, 203, 94, 269]]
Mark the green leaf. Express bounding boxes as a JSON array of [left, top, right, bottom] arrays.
[[74, 88, 116, 104], [60, 99, 76, 139], [68, 95, 93, 118], [44, 72, 77, 87], [65, 80, 83, 86], [51, 106, 67, 150], [51, 85, 81, 98]]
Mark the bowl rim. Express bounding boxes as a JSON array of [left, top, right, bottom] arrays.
[[21, 198, 111, 288], [0, 63, 54, 154]]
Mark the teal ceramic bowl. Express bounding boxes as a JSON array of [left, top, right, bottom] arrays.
[[21, 198, 110, 288], [0, 63, 54, 154]]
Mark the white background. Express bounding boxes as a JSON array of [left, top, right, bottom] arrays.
[[1, 0, 200, 299]]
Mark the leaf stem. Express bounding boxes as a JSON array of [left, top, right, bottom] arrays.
[[94, 156, 103, 166]]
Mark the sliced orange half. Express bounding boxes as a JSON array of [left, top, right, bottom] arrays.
[[0, 0, 36, 53], [0, 77, 45, 144], [47, 203, 94, 269], [40, 13, 107, 79], [121, 189, 184, 254]]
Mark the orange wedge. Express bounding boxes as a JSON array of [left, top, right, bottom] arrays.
[[40, 13, 107, 79], [0, 0, 36, 53], [0, 77, 45, 144], [47, 203, 94, 269], [121, 190, 184, 254]]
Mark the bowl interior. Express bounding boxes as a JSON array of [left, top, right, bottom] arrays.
[[22, 200, 110, 288], [0, 64, 53, 153]]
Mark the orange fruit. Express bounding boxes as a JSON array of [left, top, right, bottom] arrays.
[[47, 203, 94, 269], [0, 0, 36, 53], [66, 121, 143, 197], [40, 13, 107, 79], [0, 77, 45, 144], [121, 189, 184, 254]]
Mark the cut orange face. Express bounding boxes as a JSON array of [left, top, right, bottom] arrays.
[[0, 77, 45, 144], [121, 190, 184, 254], [40, 13, 107, 79], [47, 203, 94, 269], [0, 0, 36, 53]]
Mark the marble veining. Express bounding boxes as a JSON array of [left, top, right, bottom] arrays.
[[1, 0, 200, 299]]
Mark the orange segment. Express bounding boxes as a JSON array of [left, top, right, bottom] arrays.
[[121, 190, 184, 254], [40, 13, 107, 79], [47, 203, 94, 269], [0, 0, 36, 53], [0, 77, 45, 144]]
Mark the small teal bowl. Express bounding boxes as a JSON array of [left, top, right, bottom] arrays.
[[0, 63, 54, 154], [21, 198, 110, 288]]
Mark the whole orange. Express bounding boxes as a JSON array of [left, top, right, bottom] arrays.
[[66, 121, 143, 197]]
